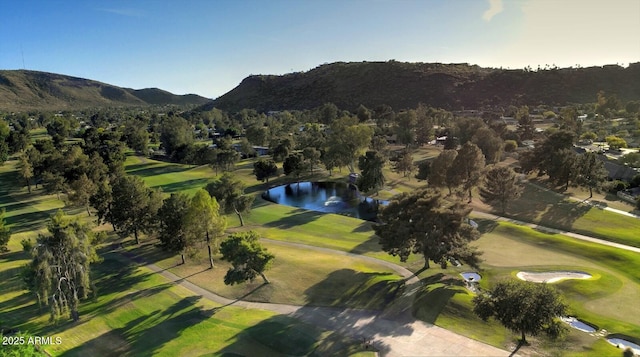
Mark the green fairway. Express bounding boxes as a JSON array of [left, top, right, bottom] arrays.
[[124, 237, 404, 309], [124, 156, 217, 196], [3, 151, 639, 356], [504, 180, 640, 248], [0, 244, 374, 356]]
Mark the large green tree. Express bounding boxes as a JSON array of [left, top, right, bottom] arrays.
[[395, 110, 417, 147], [110, 175, 163, 244], [17, 152, 34, 194], [450, 142, 486, 202], [516, 105, 535, 140], [220, 231, 275, 285], [160, 115, 194, 158], [393, 150, 414, 178], [27, 211, 99, 322], [326, 116, 374, 172], [0, 118, 10, 165], [205, 173, 254, 226], [253, 158, 278, 183], [0, 208, 10, 252], [573, 152, 608, 198], [480, 166, 523, 214], [428, 149, 458, 195], [473, 279, 567, 343], [67, 174, 97, 216], [157, 193, 191, 264], [283, 153, 305, 181], [471, 127, 504, 164], [374, 188, 481, 269], [186, 189, 226, 269], [357, 150, 386, 194]]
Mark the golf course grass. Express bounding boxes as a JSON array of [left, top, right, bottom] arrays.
[[2, 147, 639, 356]]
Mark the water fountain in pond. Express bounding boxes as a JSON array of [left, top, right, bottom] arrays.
[[263, 181, 387, 221]]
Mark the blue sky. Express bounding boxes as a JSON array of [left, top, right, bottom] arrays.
[[1, 0, 638, 98]]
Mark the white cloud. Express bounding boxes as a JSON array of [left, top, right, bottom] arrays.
[[482, 0, 504, 22]]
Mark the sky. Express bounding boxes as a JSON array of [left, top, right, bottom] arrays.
[[1, 0, 639, 99]]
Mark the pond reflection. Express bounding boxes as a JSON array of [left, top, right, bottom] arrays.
[[262, 181, 386, 221]]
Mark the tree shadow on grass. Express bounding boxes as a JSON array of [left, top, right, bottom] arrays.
[[352, 221, 373, 233], [127, 164, 191, 178], [64, 296, 218, 357], [412, 273, 466, 324], [539, 200, 591, 231], [507, 183, 562, 222], [0, 170, 19, 197], [348, 234, 384, 256], [5, 207, 62, 233], [473, 218, 499, 234], [153, 178, 212, 194], [261, 209, 325, 230], [303, 269, 400, 310], [220, 314, 373, 357]]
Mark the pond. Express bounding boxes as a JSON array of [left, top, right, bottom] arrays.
[[262, 181, 386, 221]]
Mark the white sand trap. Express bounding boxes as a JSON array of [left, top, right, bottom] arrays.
[[517, 271, 592, 283]]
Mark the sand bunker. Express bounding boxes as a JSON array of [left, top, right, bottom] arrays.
[[516, 271, 592, 283]]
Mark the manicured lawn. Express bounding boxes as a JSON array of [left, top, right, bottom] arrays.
[[245, 197, 423, 268], [124, 156, 217, 196], [0, 156, 375, 356], [497, 180, 640, 248], [0, 243, 374, 356], [3, 151, 639, 356], [124, 238, 404, 309]]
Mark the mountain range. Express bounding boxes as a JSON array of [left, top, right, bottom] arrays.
[[209, 61, 640, 112], [2, 61, 640, 113], [0, 70, 211, 111]]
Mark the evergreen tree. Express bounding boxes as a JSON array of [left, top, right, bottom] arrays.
[[573, 152, 608, 198], [450, 142, 486, 202], [0, 208, 10, 252], [67, 174, 97, 216], [480, 166, 523, 214], [186, 189, 226, 269], [205, 173, 254, 226], [18, 153, 34, 194], [110, 175, 162, 244], [157, 193, 191, 264], [428, 150, 458, 195], [393, 150, 414, 178], [283, 153, 305, 181], [357, 150, 386, 194]]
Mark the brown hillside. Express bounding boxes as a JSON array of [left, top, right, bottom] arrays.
[[209, 61, 640, 112], [0, 70, 211, 111]]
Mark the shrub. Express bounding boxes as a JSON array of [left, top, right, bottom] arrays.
[[21, 238, 33, 252], [504, 140, 518, 152], [606, 180, 629, 193]]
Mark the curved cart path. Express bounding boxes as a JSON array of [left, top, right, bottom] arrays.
[[472, 210, 640, 253], [118, 208, 640, 356], [118, 243, 509, 357]]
